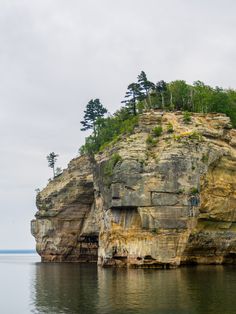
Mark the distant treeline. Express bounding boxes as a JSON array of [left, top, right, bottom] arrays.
[[80, 71, 236, 155]]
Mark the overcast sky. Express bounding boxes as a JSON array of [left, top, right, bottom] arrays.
[[0, 0, 236, 249]]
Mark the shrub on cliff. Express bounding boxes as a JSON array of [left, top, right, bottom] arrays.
[[146, 135, 157, 147], [183, 111, 191, 124], [166, 122, 174, 133], [79, 109, 139, 155], [104, 153, 122, 177], [153, 125, 163, 137]]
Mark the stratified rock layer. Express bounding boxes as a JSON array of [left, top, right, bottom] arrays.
[[31, 111, 236, 267], [31, 155, 99, 262]]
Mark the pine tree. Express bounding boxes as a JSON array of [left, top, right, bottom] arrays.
[[122, 83, 142, 115], [156, 80, 167, 108], [137, 71, 155, 107], [47, 152, 59, 178], [80, 99, 107, 137]]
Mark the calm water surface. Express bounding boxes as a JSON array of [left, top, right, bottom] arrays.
[[1, 254, 236, 314]]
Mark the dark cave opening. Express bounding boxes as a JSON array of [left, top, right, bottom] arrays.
[[76, 234, 99, 262]]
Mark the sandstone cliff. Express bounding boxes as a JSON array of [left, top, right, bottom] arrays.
[[31, 111, 236, 267], [31, 156, 99, 262]]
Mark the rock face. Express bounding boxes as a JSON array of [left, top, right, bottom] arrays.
[[31, 155, 99, 262], [31, 111, 236, 267]]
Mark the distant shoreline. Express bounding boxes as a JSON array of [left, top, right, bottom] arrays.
[[0, 250, 36, 254]]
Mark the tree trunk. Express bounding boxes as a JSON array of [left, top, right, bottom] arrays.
[[143, 98, 148, 109], [190, 89, 194, 111], [133, 93, 137, 115], [161, 93, 164, 108], [133, 102, 136, 115], [148, 92, 151, 108], [182, 96, 185, 109], [93, 123, 97, 138]]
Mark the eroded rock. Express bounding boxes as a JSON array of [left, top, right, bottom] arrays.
[[31, 155, 99, 262], [31, 111, 236, 267]]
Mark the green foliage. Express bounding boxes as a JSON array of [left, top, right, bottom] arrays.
[[183, 111, 191, 124], [79, 72, 236, 157], [166, 122, 174, 133], [201, 154, 209, 163], [226, 90, 236, 126], [173, 134, 181, 141], [122, 83, 143, 115], [80, 109, 139, 155], [173, 131, 202, 142], [46, 152, 59, 178], [124, 73, 236, 127], [146, 135, 157, 147], [192, 81, 213, 113], [168, 80, 191, 110], [138, 71, 155, 95], [112, 153, 122, 165], [153, 125, 163, 137], [138, 159, 147, 168], [104, 153, 122, 177], [80, 99, 107, 136], [190, 187, 199, 194], [137, 71, 155, 108], [155, 80, 168, 108], [189, 131, 202, 141]]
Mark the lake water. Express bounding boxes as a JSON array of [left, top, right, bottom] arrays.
[[1, 254, 236, 314]]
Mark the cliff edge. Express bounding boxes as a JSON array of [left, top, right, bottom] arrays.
[[31, 111, 236, 267]]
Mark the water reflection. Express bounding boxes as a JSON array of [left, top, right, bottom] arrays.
[[32, 263, 99, 314], [32, 263, 236, 314]]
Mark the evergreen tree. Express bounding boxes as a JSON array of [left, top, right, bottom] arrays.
[[80, 99, 107, 137], [47, 152, 59, 178], [137, 71, 155, 107], [122, 83, 142, 115], [155, 80, 168, 108], [79, 74, 236, 156]]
